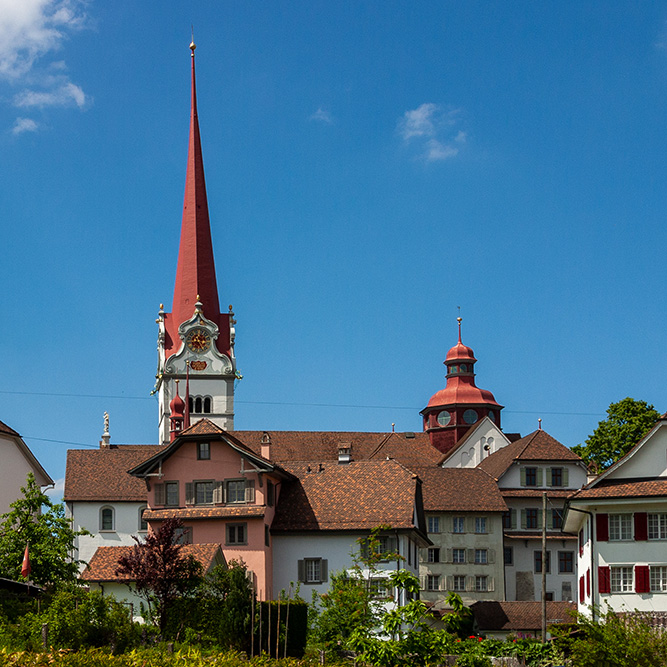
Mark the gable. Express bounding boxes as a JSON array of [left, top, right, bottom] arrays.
[[439, 418, 511, 469]]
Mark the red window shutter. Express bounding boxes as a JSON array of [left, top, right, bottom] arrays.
[[596, 513, 609, 542], [579, 575, 585, 601], [586, 569, 591, 597], [634, 513, 648, 541], [598, 566, 611, 594], [636, 565, 650, 593]]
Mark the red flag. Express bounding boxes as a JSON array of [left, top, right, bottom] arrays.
[[21, 544, 30, 579]]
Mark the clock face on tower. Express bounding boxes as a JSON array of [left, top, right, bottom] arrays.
[[185, 328, 212, 353]]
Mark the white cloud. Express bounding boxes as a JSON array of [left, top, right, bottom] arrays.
[[14, 80, 86, 108], [0, 0, 89, 131], [398, 103, 466, 162], [310, 107, 333, 124], [45, 477, 65, 503], [12, 116, 38, 134]]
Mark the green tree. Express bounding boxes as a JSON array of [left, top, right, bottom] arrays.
[[0, 473, 88, 587], [572, 397, 661, 471]]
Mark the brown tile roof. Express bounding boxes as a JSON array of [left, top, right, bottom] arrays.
[[571, 477, 667, 500], [471, 601, 576, 632], [478, 430, 581, 480], [230, 430, 442, 468], [411, 467, 507, 512], [80, 543, 223, 582], [0, 420, 20, 437], [144, 506, 265, 521], [272, 459, 420, 532], [64, 446, 164, 502], [500, 489, 575, 499]]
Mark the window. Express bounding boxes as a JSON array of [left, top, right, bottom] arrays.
[[99, 506, 114, 531], [475, 549, 488, 564], [453, 548, 466, 564], [551, 467, 563, 487], [166, 481, 179, 507], [502, 510, 516, 529], [265, 524, 270, 547], [526, 509, 539, 529], [427, 548, 440, 563], [174, 527, 192, 544], [453, 517, 465, 533], [426, 575, 440, 591], [427, 516, 440, 533], [226, 523, 247, 545], [610, 566, 633, 593], [189, 395, 213, 414], [369, 579, 393, 599], [266, 481, 275, 507], [648, 514, 667, 540], [558, 551, 574, 574], [525, 467, 537, 487], [197, 442, 210, 460], [609, 514, 632, 541], [139, 506, 148, 531], [225, 479, 255, 504], [552, 509, 563, 530], [545, 592, 554, 602], [534, 550, 551, 574], [298, 558, 328, 584], [475, 576, 488, 592], [504, 546, 513, 565], [453, 575, 466, 592], [194, 481, 214, 505], [651, 566, 667, 592], [475, 517, 487, 534]]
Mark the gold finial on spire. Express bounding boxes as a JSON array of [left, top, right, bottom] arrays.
[[190, 27, 196, 55], [457, 307, 463, 343], [538, 418, 542, 430]]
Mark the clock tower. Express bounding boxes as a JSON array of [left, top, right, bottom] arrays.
[[155, 43, 237, 445], [421, 318, 502, 456]]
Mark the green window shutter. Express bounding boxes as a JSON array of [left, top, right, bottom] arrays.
[[445, 548, 453, 563], [488, 549, 495, 564], [563, 468, 569, 487], [321, 559, 328, 583], [467, 549, 475, 564], [520, 468, 527, 486], [154, 483, 165, 506], [547, 511, 553, 529], [297, 560, 305, 582], [446, 576, 454, 591], [546, 468, 552, 487], [536, 468, 543, 487], [511, 509, 517, 529], [488, 577, 495, 592], [185, 482, 194, 505], [521, 510, 527, 529], [537, 512, 543, 530]]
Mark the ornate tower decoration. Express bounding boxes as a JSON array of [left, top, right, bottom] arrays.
[[155, 42, 237, 445], [421, 318, 503, 455]]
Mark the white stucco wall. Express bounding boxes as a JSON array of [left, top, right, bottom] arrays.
[[88, 582, 147, 623], [441, 420, 510, 469], [0, 434, 52, 515], [604, 424, 667, 481], [498, 461, 588, 490], [68, 501, 147, 568]]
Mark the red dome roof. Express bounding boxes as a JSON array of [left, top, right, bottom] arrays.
[[445, 340, 476, 363], [425, 378, 501, 409], [170, 392, 185, 417]]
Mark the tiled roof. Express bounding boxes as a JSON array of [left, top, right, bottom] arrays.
[[571, 477, 667, 500], [478, 430, 581, 480], [272, 459, 419, 532], [500, 489, 575, 499], [230, 430, 442, 468], [144, 506, 265, 520], [80, 543, 223, 582], [471, 601, 576, 632], [0, 420, 20, 437], [411, 467, 507, 512], [64, 446, 164, 502]]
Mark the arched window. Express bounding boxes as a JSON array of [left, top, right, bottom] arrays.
[[139, 506, 148, 532], [203, 396, 211, 413], [188, 396, 194, 413], [194, 397, 203, 413], [100, 506, 115, 531]]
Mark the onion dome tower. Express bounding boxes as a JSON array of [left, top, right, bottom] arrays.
[[155, 42, 237, 445], [421, 318, 503, 455]]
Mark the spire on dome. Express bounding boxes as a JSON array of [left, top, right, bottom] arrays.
[[171, 42, 220, 327]]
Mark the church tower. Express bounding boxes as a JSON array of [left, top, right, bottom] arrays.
[[155, 43, 237, 445], [421, 318, 502, 455]]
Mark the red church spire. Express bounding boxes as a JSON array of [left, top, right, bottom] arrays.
[[171, 41, 220, 327]]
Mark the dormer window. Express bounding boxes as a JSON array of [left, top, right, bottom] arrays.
[[197, 442, 210, 460]]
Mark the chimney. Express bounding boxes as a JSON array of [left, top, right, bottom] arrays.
[[99, 412, 111, 449], [338, 442, 352, 464], [261, 432, 271, 460]]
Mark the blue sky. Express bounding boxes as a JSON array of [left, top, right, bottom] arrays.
[[2, 1, 667, 495]]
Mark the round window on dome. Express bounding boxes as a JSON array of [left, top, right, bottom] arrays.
[[449, 365, 458, 374], [488, 410, 495, 422], [463, 409, 478, 424], [437, 410, 451, 426], [459, 364, 467, 372]]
